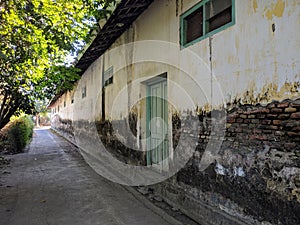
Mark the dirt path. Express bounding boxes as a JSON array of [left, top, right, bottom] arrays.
[[0, 128, 181, 225]]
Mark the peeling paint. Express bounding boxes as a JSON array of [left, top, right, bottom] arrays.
[[49, 1, 300, 223], [215, 163, 226, 175], [253, 0, 258, 13], [265, 0, 286, 20], [234, 166, 246, 177], [229, 81, 300, 108]]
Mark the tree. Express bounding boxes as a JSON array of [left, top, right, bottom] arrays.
[[0, 0, 116, 129]]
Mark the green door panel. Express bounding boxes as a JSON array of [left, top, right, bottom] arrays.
[[146, 80, 168, 168]]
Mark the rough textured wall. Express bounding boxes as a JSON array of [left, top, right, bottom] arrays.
[[95, 117, 146, 166], [154, 98, 300, 225], [49, 0, 300, 224], [52, 116, 145, 166], [51, 114, 74, 142], [51, 97, 300, 224]]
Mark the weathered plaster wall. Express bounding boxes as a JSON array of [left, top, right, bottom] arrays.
[[154, 98, 300, 224], [50, 0, 300, 224]]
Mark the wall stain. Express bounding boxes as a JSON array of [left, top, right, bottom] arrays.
[[227, 81, 300, 109], [235, 38, 239, 51], [265, 0, 286, 20], [253, 0, 258, 13]]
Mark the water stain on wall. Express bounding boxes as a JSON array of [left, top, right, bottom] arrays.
[[253, 0, 258, 13]]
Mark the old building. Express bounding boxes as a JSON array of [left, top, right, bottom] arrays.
[[49, 0, 300, 224]]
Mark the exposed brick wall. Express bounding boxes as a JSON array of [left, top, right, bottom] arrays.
[[225, 99, 300, 150], [157, 98, 300, 224], [51, 98, 300, 224]]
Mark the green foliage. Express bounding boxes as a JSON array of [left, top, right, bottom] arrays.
[[7, 115, 34, 153], [0, 0, 116, 129]]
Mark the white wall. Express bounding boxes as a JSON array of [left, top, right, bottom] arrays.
[[52, 0, 300, 121]]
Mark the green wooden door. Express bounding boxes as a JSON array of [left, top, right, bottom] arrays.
[[147, 80, 168, 168]]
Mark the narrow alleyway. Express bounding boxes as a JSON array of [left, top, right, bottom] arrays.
[[0, 128, 181, 225]]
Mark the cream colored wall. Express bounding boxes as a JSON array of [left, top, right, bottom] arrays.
[[52, 0, 300, 121], [212, 0, 300, 105], [50, 90, 74, 120]]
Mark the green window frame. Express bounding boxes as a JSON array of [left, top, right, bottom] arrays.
[[180, 0, 235, 48]]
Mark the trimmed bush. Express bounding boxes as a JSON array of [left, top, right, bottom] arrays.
[[6, 115, 34, 153]]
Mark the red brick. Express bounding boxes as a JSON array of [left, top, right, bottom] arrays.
[[251, 119, 260, 124], [236, 118, 243, 123], [267, 103, 277, 108], [269, 125, 279, 130], [244, 119, 251, 123], [256, 135, 268, 140], [291, 112, 300, 119], [253, 129, 262, 134], [236, 127, 243, 133], [273, 120, 282, 125], [282, 121, 298, 129], [292, 126, 300, 131], [257, 114, 266, 119], [261, 120, 272, 125], [249, 134, 268, 140], [285, 108, 297, 113], [277, 102, 290, 108], [242, 111, 251, 115], [287, 132, 300, 137], [267, 114, 278, 119], [250, 109, 270, 114], [278, 114, 290, 119], [227, 118, 235, 123], [284, 143, 296, 149], [249, 135, 256, 140], [275, 131, 284, 136], [271, 108, 283, 113], [290, 99, 300, 107], [263, 130, 272, 134]]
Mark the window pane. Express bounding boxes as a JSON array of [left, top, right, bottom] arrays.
[[206, 0, 232, 33], [206, 0, 231, 19], [185, 6, 203, 43]]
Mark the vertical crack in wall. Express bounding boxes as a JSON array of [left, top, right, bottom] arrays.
[[102, 55, 106, 121], [175, 0, 179, 17], [209, 37, 213, 107]]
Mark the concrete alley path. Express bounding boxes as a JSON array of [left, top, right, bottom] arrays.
[[0, 128, 181, 225]]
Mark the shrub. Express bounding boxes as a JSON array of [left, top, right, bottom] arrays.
[[6, 115, 34, 153]]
